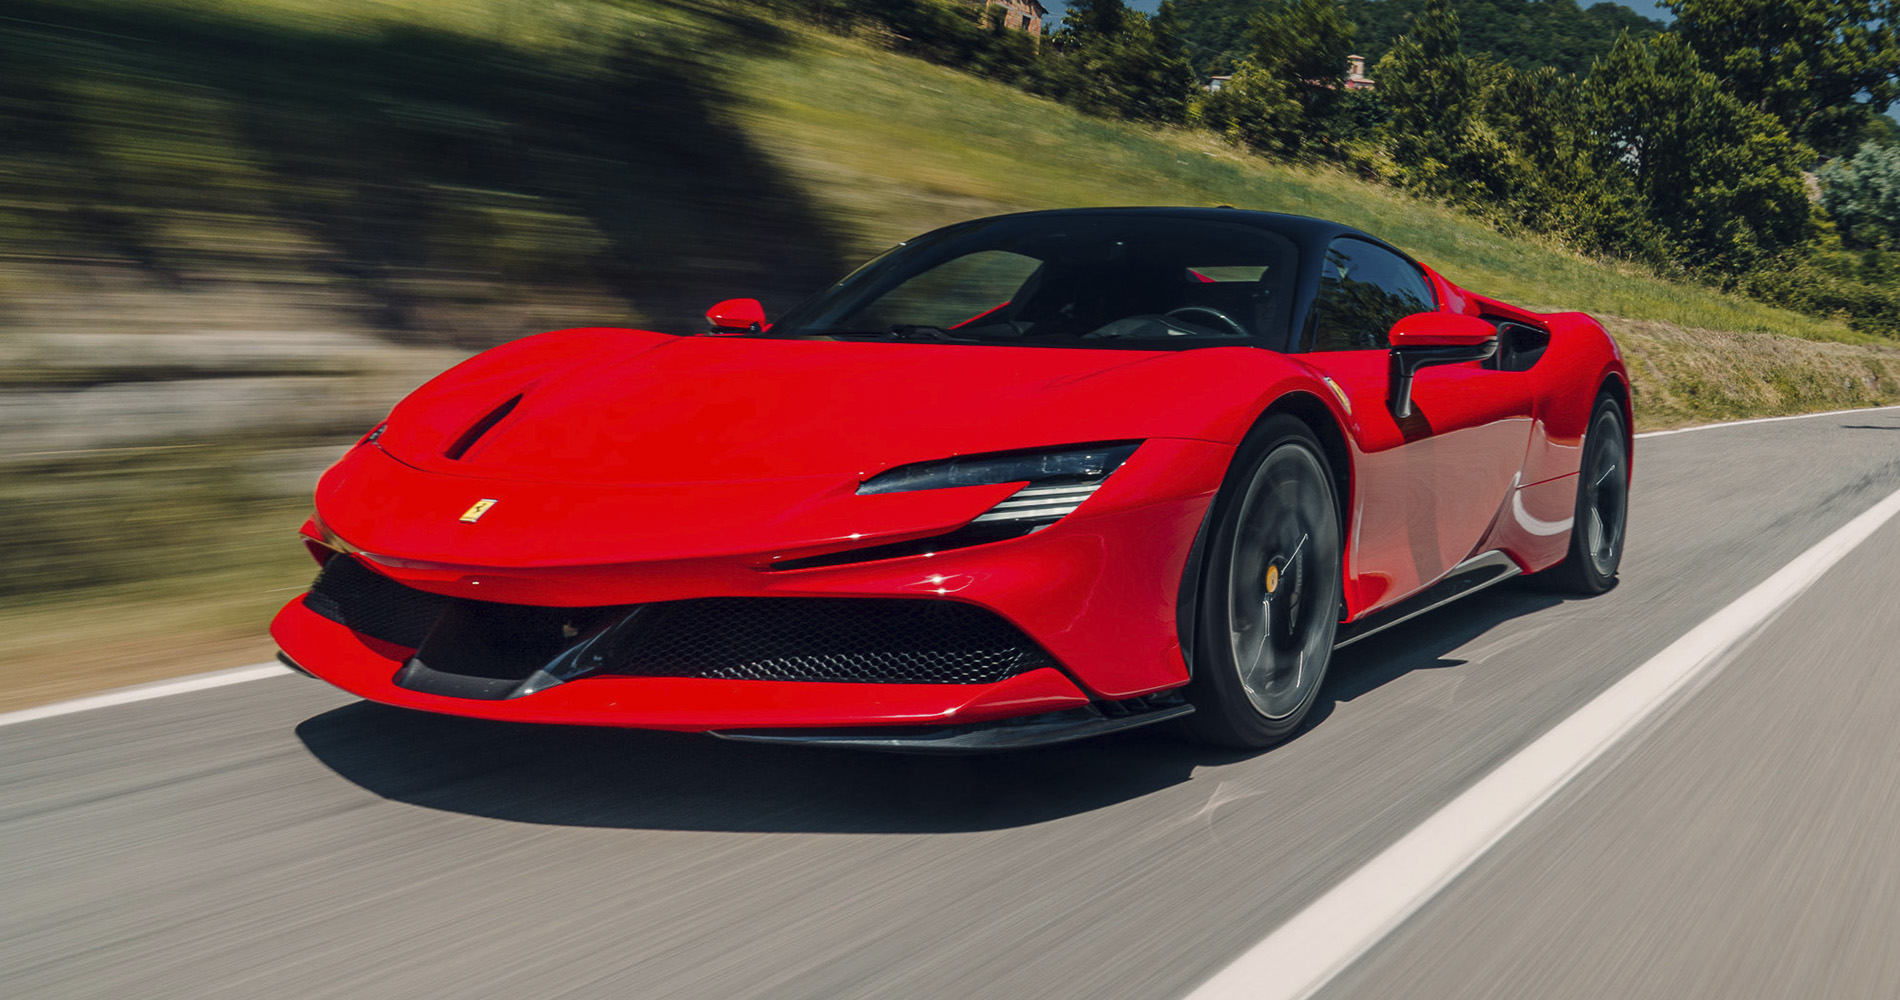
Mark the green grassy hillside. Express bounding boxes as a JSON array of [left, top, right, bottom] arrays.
[[2, 0, 1897, 707]]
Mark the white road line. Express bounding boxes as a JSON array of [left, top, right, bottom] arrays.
[[1635, 402, 1900, 439], [1184, 483, 1900, 1000], [0, 662, 291, 729]]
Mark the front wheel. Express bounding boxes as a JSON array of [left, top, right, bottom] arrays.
[[1183, 417, 1343, 748], [1538, 394, 1629, 594]]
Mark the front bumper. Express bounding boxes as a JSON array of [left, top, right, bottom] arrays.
[[272, 596, 1096, 729], [273, 437, 1231, 731]]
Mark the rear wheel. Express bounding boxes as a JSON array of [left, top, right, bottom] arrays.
[[1184, 417, 1342, 748], [1539, 395, 1628, 594]]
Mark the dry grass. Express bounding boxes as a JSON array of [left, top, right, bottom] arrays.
[[1610, 318, 1900, 429], [0, 591, 289, 714]]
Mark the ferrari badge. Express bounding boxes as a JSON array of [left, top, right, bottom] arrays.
[[459, 498, 498, 523]]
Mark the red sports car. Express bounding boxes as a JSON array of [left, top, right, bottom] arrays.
[[273, 208, 1630, 751]]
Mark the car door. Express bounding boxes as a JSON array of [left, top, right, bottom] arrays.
[[1301, 238, 1534, 616]]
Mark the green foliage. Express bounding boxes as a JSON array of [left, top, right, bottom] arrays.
[[1377, 0, 1475, 196], [1255, 0, 1357, 142], [1053, 0, 1200, 123], [1195, 0, 1356, 156], [1193, 62, 1304, 153], [1862, 114, 1900, 149], [1819, 141, 1900, 250], [1583, 33, 1815, 273], [1666, 0, 1900, 159], [1349, 0, 1664, 76], [1373, 8, 1661, 261], [1174, 0, 1664, 78], [1143, 2, 1204, 121], [1062, 0, 1130, 38], [1465, 61, 1662, 258], [1739, 256, 1900, 339]]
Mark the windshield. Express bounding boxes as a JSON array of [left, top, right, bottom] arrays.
[[767, 215, 1298, 349]]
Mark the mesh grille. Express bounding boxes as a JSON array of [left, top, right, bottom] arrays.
[[304, 556, 450, 649], [302, 561, 1051, 686], [602, 598, 1050, 685]]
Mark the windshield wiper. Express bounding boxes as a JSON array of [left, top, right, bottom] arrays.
[[886, 325, 960, 340], [819, 326, 966, 341]]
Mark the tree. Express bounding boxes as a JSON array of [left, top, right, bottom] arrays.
[[1136, 2, 1202, 122], [1061, 0, 1129, 41], [1459, 60, 1663, 257], [1862, 114, 1900, 149], [1665, 0, 1900, 158], [1194, 61, 1304, 154], [1197, 0, 1356, 156], [1377, 0, 1476, 194], [1052, 0, 1198, 124], [1252, 0, 1357, 138], [1583, 32, 1814, 272], [1819, 141, 1900, 249]]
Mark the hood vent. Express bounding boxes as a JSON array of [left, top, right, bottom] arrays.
[[444, 394, 522, 460]]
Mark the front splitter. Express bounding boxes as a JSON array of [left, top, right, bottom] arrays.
[[712, 702, 1194, 755]]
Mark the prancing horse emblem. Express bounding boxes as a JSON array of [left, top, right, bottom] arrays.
[[459, 498, 498, 523]]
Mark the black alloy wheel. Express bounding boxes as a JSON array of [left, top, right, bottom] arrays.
[[1184, 416, 1343, 748], [1540, 394, 1629, 594]]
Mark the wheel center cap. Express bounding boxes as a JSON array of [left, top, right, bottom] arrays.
[[1265, 563, 1281, 594]]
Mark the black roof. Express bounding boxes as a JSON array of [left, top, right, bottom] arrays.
[[959, 206, 1408, 264]]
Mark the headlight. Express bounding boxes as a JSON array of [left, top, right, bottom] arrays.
[[859, 441, 1140, 527]]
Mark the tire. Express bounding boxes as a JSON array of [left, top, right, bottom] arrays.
[[1537, 394, 1629, 594], [1183, 416, 1343, 748]]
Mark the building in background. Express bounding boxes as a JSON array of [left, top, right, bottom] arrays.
[[1204, 56, 1373, 92], [1346, 54, 1374, 91], [976, 0, 1048, 35]]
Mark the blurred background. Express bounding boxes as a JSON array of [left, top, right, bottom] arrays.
[[1, 0, 873, 706], [3, 0, 1896, 710]]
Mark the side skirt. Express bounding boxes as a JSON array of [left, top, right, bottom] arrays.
[[1334, 551, 1521, 649]]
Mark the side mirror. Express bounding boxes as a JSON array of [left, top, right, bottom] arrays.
[[706, 298, 767, 335], [1387, 312, 1497, 418]]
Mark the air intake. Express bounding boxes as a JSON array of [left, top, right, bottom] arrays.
[[444, 394, 522, 460]]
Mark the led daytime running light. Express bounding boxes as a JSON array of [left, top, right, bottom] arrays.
[[857, 442, 1139, 496]]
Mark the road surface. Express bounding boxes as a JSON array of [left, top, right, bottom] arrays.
[[5, 407, 1900, 999]]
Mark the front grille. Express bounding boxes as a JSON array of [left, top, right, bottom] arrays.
[[301, 558, 1051, 687], [599, 598, 1050, 685], [304, 555, 451, 649]]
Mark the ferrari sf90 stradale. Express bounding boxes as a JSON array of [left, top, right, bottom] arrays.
[[273, 209, 1630, 751]]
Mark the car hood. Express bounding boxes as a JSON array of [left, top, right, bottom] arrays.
[[373, 327, 1282, 487]]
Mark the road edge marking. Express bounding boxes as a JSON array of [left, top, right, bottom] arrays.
[[0, 662, 291, 729], [1635, 402, 1900, 439], [1183, 483, 1900, 1000]]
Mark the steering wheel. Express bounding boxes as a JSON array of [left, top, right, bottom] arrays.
[[1165, 306, 1249, 338]]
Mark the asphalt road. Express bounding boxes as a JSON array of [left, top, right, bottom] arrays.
[[6, 407, 1900, 1000]]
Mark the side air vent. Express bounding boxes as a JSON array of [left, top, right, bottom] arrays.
[[444, 394, 522, 460]]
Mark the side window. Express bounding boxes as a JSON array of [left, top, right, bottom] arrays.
[[1309, 239, 1436, 351]]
